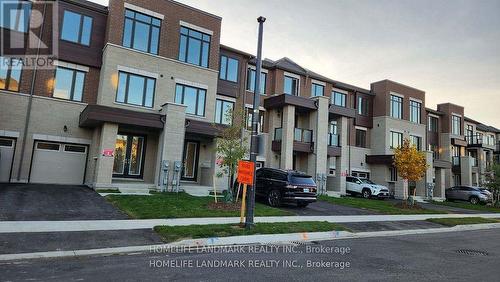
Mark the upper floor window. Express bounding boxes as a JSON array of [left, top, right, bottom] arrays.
[[246, 68, 266, 94], [409, 100, 421, 123], [358, 96, 369, 115], [355, 129, 367, 148], [219, 55, 238, 82], [311, 83, 324, 97], [215, 99, 234, 125], [116, 71, 155, 108], [428, 116, 438, 132], [328, 121, 339, 146], [390, 131, 403, 149], [53, 67, 85, 102], [0, 57, 22, 91], [123, 9, 161, 55], [284, 75, 299, 95], [0, 1, 31, 32], [466, 124, 474, 138], [390, 95, 403, 119], [332, 91, 346, 107], [179, 26, 211, 68], [410, 135, 422, 150], [61, 10, 93, 46], [452, 115, 461, 135], [175, 84, 206, 116]]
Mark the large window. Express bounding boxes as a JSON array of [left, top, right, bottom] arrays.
[[358, 96, 369, 115], [175, 84, 206, 116], [53, 67, 85, 102], [179, 26, 211, 68], [452, 115, 461, 135], [410, 135, 422, 150], [284, 75, 299, 95], [219, 55, 238, 82], [215, 99, 234, 125], [311, 83, 324, 97], [246, 68, 266, 94], [428, 116, 438, 132], [390, 131, 403, 149], [0, 57, 22, 91], [0, 1, 31, 32], [61, 10, 93, 46], [390, 167, 398, 182], [390, 95, 403, 119], [409, 100, 421, 123], [328, 121, 339, 146], [355, 129, 367, 148], [332, 91, 346, 107], [428, 144, 439, 159], [116, 71, 155, 108], [466, 124, 474, 138], [123, 9, 161, 55]]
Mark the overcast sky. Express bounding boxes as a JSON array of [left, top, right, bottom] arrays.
[[90, 0, 500, 128]]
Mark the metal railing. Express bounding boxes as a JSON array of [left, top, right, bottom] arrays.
[[328, 133, 340, 147], [294, 128, 313, 143], [466, 134, 483, 145], [452, 156, 461, 166]]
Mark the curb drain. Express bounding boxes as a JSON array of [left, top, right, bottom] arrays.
[[455, 249, 488, 256]]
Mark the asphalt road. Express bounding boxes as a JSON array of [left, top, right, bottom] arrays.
[[1, 229, 499, 281]]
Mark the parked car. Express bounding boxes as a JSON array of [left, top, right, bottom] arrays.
[[255, 168, 317, 207], [346, 177, 390, 199], [445, 186, 492, 205]]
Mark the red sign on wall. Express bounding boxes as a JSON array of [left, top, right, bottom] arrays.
[[237, 160, 255, 185], [102, 149, 114, 157]]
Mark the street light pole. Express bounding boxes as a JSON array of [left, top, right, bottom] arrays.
[[245, 16, 266, 229]]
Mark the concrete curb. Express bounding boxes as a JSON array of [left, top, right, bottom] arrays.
[[1, 223, 499, 262], [1, 213, 500, 233]]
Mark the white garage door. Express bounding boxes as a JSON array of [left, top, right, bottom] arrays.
[[30, 141, 88, 185], [0, 138, 16, 182]]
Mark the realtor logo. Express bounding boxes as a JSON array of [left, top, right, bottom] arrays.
[[0, 0, 58, 69]]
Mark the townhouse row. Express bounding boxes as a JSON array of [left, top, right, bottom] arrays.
[[1, 0, 499, 199]]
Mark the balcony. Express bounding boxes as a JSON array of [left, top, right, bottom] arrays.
[[272, 127, 314, 153], [294, 128, 313, 143], [452, 156, 461, 166], [466, 134, 483, 147], [327, 133, 341, 157]]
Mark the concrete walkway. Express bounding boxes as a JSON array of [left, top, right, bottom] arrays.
[[1, 213, 499, 233]]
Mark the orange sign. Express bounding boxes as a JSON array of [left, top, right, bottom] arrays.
[[237, 160, 255, 185], [102, 149, 114, 157]]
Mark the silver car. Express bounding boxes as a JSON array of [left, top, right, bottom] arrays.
[[445, 186, 492, 205]]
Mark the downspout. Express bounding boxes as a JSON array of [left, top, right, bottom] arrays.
[[17, 2, 47, 182]]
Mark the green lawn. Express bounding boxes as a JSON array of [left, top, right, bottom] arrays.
[[154, 221, 350, 242], [106, 192, 293, 219], [431, 201, 500, 213], [426, 217, 499, 226], [318, 195, 446, 215]]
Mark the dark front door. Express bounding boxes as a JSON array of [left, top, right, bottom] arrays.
[[113, 134, 146, 178], [181, 140, 199, 181]]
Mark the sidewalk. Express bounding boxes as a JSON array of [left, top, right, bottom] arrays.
[[1, 213, 500, 233]]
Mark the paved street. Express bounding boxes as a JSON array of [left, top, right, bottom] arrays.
[[1, 229, 498, 281]]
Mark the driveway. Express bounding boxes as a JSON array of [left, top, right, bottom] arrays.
[[280, 200, 381, 216], [0, 183, 128, 221]]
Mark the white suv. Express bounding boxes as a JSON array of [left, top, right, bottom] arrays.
[[346, 177, 390, 199]]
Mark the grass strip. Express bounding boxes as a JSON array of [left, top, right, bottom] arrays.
[[426, 217, 499, 227], [431, 201, 500, 213]]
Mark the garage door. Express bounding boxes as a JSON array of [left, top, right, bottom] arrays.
[[0, 138, 16, 182], [30, 141, 87, 185]]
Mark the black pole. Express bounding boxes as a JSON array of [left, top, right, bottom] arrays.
[[245, 16, 266, 229]]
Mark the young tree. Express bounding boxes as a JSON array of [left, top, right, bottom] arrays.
[[393, 138, 429, 205], [214, 108, 248, 203], [484, 164, 500, 208]]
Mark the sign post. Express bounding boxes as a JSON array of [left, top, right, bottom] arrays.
[[237, 160, 255, 226]]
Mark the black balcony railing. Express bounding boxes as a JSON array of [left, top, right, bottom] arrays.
[[466, 134, 483, 145], [328, 133, 340, 147], [294, 128, 313, 143]]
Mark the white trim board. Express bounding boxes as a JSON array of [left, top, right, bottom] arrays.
[[117, 65, 159, 79], [180, 20, 213, 35], [124, 3, 165, 19], [174, 78, 208, 90]]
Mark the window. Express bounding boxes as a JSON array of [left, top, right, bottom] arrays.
[[246, 108, 264, 132], [284, 75, 299, 95], [122, 9, 161, 55], [428, 116, 438, 132], [410, 135, 422, 150], [358, 96, 369, 115], [175, 84, 206, 116], [452, 115, 461, 135], [332, 91, 346, 107], [390, 131, 403, 149], [328, 121, 339, 146], [36, 142, 60, 151], [311, 83, 324, 97], [0, 1, 31, 32], [64, 145, 86, 153], [61, 10, 93, 46], [53, 67, 86, 102], [246, 68, 266, 94], [179, 26, 211, 67], [390, 95, 403, 119], [390, 167, 398, 182], [466, 124, 474, 138], [0, 57, 22, 91], [116, 71, 155, 108], [355, 129, 367, 148], [409, 100, 421, 123], [215, 99, 234, 125], [428, 144, 439, 159], [219, 56, 238, 82]]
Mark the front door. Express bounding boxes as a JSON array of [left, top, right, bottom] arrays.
[[113, 134, 145, 178], [181, 141, 199, 181]]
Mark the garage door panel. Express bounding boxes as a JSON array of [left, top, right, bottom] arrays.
[[0, 138, 15, 182]]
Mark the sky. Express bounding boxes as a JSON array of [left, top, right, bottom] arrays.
[[89, 0, 500, 128]]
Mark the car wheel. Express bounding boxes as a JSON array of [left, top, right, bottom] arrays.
[[469, 196, 479, 205], [297, 202, 309, 208], [362, 189, 371, 199], [267, 190, 282, 207]]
